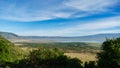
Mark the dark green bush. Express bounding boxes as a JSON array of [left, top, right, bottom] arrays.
[[97, 38, 120, 68], [84, 61, 97, 68], [14, 48, 83, 68]]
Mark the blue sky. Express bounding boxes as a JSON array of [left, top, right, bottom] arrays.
[[0, 0, 120, 36]]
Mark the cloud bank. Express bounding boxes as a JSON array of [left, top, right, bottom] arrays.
[[21, 16, 120, 36], [0, 0, 119, 22]]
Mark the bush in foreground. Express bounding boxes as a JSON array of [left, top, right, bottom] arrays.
[[14, 48, 83, 68], [97, 38, 120, 68]]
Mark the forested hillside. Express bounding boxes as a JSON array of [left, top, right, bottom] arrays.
[[0, 36, 25, 62]]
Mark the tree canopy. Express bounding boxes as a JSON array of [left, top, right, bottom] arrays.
[[97, 38, 120, 68], [0, 36, 25, 63]]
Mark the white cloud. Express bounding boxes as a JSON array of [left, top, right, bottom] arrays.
[[21, 16, 120, 36], [0, 0, 119, 22], [65, 0, 118, 12], [58, 16, 120, 36], [0, 5, 75, 22]]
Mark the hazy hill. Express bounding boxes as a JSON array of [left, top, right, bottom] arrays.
[[0, 31, 120, 43], [24, 33, 120, 43], [0, 32, 30, 43], [0, 32, 19, 39]]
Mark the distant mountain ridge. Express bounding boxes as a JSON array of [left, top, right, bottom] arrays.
[[0, 31, 120, 43], [0, 32, 19, 39], [0, 32, 30, 43]]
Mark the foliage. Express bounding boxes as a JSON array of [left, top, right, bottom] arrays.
[[84, 61, 97, 68], [14, 48, 83, 68], [2, 35, 120, 68], [0, 36, 26, 64], [97, 38, 120, 68]]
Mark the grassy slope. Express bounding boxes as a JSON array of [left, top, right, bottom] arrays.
[[65, 53, 97, 63]]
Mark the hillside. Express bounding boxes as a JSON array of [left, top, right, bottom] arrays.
[[0, 36, 25, 62], [0, 32, 31, 43], [0, 32, 19, 39], [0, 31, 120, 43], [0, 35, 13, 47], [23, 33, 120, 43]]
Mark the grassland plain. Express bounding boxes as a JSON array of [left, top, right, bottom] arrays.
[[16, 42, 101, 62], [65, 53, 97, 63]]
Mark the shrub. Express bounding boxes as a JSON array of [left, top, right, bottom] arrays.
[[97, 38, 120, 68], [16, 48, 83, 68]]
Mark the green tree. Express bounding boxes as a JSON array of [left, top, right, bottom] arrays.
[[0, 36, 25, 63], [0, 36, 12, 62], [18, 48, 83, 68], [97, 38, 120, 68], [84, 61, 97, 68]]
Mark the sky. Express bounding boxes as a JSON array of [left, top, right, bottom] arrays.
[[0, 0, 120, 36]]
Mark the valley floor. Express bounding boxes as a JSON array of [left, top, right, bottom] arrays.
[[65, 53, 97, 63]]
